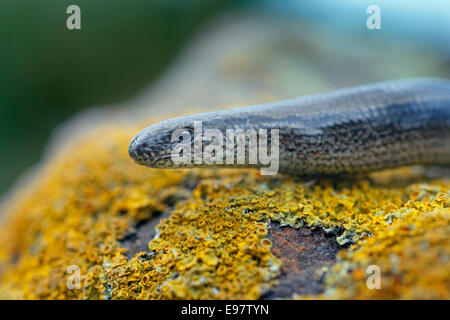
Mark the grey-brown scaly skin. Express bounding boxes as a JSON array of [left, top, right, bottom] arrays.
[[129, 78, 450, 174]]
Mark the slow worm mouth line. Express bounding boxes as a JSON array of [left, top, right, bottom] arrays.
[[129, 78, 450, 175], [152, 154, 174, 162], [133, 154, 173, 163]]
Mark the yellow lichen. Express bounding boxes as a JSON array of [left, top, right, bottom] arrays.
[[0, 119, 448, 299]]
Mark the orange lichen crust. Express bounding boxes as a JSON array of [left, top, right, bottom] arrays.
[[317, 207, 450, 299], [0, 121, 448, 299]]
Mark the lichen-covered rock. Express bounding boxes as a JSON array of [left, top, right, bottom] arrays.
[[0, 122, 448, 299], [0, 12, 448, 300]]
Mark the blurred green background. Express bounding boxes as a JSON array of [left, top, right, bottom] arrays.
[[0, 0, 249, 195]]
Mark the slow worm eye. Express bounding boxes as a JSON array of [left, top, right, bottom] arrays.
[[180, 129, 191, 138], [173, 127, 194, 142]]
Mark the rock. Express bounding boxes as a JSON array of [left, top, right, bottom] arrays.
[[0, 11, 448, 300]]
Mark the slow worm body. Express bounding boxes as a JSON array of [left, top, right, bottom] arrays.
[[129, 78, 450, 174]]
